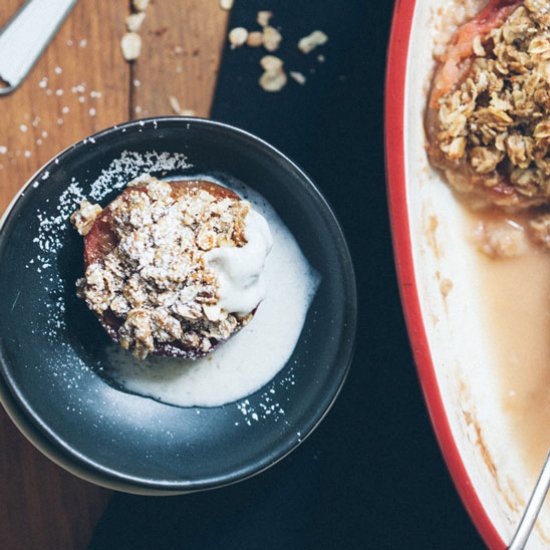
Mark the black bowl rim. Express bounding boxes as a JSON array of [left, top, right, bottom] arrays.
[[0, 116, 357, 492]]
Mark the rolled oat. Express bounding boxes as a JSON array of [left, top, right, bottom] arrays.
[[121, 32, 142, 62]]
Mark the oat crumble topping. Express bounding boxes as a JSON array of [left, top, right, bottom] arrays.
[[72, 177, 254, 359], [435, 2, 550, 200]]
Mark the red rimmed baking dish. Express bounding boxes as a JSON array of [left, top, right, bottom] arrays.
[[386, 1, 550, 548]]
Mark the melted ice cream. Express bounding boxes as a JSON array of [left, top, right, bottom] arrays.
[[107, 179, 320, 407], [205, 209, 273, 315]]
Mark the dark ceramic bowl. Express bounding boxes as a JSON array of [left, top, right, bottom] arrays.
[[0, 117, 356, 494]]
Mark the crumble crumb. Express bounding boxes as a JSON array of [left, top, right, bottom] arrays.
[[262, 26, 282, 52], [259, 55, 287, 92], [132, 0, 149, 12], [126, 12, 146, 32], [298, 30, 328, 54], [229, 27, 249, 49], [121, 32, 142, 61], [247, 31, 263, 48], [257, 11, 273, 28], [219, 0, 234, 10], [71, 200, 103, 236], [290, 71, 307, 85]]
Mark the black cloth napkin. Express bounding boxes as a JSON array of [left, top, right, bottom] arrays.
[[89, 1, 484, 548]]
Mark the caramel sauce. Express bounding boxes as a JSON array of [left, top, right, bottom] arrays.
[[466, 207, 550, 475]]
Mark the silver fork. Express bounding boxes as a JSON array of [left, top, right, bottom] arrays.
[[509, 448, 550, 549], [0, 0, 78, 95]]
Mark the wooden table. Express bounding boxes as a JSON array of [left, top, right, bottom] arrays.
[[0, 2, 228, 548]]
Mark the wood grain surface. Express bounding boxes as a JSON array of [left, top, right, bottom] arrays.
[[0, 1, 228, 549], [133, 0, 229, 118]]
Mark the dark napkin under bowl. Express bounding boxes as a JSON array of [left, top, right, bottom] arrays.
[[0, 117, 356, 494]]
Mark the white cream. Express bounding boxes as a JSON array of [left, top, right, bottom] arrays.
[[205, 208, 273, 315], [107, 180, 320, 407]]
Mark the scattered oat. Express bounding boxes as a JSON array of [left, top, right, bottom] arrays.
[[290, 71, 306, 85], [259, 53, 287, 92], [317, 54, 325, 63], [54, 66, 63, 75], [247, 31, 263, 48], [133, 79, 141, 87], [169, 95, 183, 115], [57, 118, 64, 125], [121, 32, 142, 61], [298, 30, 328, 54], [126, 12, 146, 32], [169, 96, 195, 117], [38, 77, 48, 89], [89, 108, 97, 117], [135, 106, 143, 114], [55, 89, 64, 96], [90, 90, 102, 99], [79, 38, 88, 48], [257, 11, 273, 27], [41, 131, 48, 138], [32, 116, 41, 128], [78, 96, 86, 104], [0, 146, 7, 154], [19, 124, 28, 133], [259, 70, 287, 92], [262, 26, 282, 52], [24, 151, 31, 158], [229, 27, 248, 49], [132, 0, 149, 11], [62, 106, 70, 114], [260, 55, 283, 72], [219, 0, 234, 10]]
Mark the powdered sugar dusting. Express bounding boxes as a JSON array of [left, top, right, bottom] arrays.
[[89, 151, 192, 201], [33, 180, 86, 260], [234, 362, 297, 426], [30, 150, 192, 270]]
